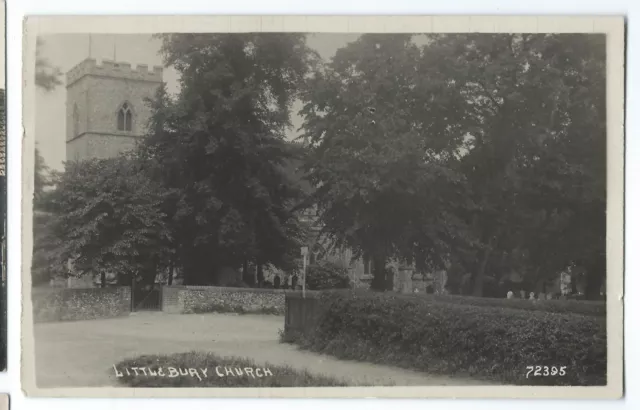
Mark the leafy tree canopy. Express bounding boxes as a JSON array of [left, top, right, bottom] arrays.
[[141, 34, 319, 285], [300, 33, 606, 297], [38, 155, 172, 287]]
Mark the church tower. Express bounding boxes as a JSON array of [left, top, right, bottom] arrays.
[[65, 58, 163, 162]]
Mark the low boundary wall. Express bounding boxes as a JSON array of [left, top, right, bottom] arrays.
[[162, 286, 288, 315], [32, 286, 131, 322]]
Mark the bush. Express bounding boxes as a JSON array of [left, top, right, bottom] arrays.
[[305, 261, 351, 290], [314, 289, 605, 317], [113, 352, 347, 387], [225, 280, 250, 288], [286, 292, 606, 386], [423, 293, 605, 317]]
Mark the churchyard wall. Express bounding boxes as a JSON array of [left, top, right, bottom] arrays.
[[32, 286, 131, 322], [162, 286, 286, 315]]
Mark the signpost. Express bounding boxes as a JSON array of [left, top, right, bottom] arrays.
[[301, 246, 308, 298]]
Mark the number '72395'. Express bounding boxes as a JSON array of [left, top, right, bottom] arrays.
[[526, 366, 566, 378]]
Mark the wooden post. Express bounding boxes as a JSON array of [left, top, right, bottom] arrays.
[[130, 273, 135, 312]]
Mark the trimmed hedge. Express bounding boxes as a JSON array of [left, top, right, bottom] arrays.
[[322, 289, 605, 317], [286, 292, 606, 386], [423, 293, 606, 317]]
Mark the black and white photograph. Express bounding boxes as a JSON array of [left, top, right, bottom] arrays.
[[21, 15, 624, 399]]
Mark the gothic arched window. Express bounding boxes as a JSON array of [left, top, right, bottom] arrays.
[[72, 104, 80, 137], [117, 102, 133, 132]]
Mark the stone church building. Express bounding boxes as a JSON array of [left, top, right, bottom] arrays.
[[65, 58, 163, 162], [56, 58, 164, 288], [59, 57, 446, 293]]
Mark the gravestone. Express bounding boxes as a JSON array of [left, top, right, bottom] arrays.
[[395, 266, 413, 294]]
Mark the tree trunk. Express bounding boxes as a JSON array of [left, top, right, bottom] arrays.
[[370, 256, 387, 291], [385, 264, 395, 291], [242, 259, 255, 286], [100, 271, 106, 288], [257, 262, 264, 288], [242, 259, 249, 282], [472, 246, 492, 297], [182, 248, 204, 285], [167, 258, 174, 286], [584, 257, 605, 300]]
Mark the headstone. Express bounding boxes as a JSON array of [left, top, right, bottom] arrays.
[[398, 266, 413, 294], [520, 290, 526, 299], [529, 292, 536, 300], [507, 291, 514, 299], [546, 293, 554, 300]]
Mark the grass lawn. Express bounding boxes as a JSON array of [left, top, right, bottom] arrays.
[[113, 351, 348, 387]]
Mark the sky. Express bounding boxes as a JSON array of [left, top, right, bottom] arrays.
[[35, 33, 360, 171]]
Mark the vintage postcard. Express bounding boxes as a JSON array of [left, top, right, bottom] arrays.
[[21, 15, 624, 399]]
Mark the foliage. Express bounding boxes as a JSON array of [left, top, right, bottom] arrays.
[[31, 37, 60, 286], [115, 352, 347, 387], [38, 155, 172, 287], [141, 34, 319, 285], [417, 34, 606, 297], [300, 33, 606, 298], [35, 38, 62, 91], [31, 211, 65, 286], [286, 292, 606, 386], [299, 34, 468, 291], [34, 146, 51, 205], [305, 260, 351, 290], [31, 145, 59, 286], [416, 293, 605, 317]]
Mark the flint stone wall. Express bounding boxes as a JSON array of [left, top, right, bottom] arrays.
[[162, 286, 286, 315]]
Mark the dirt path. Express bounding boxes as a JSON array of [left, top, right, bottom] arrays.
[[34, 312, 491, 388]]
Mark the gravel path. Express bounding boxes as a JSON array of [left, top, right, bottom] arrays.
[[34, 312, 492, 388]]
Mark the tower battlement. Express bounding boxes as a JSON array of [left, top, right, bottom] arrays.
[[66, 58, 163, 87]]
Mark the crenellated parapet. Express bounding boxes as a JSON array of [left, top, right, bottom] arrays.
[[66, 58, 163, 87]]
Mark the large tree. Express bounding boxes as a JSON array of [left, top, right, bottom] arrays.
[[141, 34, 317, 285], [31, 40, 61, 285], [300, 33, 606, 297], [33, 38, 60, 205], [38, 155, 172, 287], [299, 34, 469, 291], [35, 38, 62, 92], [415, 34, 606, 297]]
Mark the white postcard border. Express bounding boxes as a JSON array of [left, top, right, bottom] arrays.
[[21, 14, 625, 399]]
